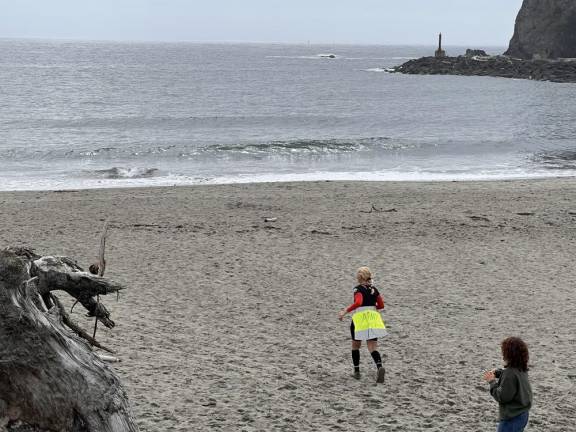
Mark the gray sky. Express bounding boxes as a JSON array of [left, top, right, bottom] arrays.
[[1, 1, 523, 45]]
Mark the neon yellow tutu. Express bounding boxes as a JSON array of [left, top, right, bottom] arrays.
[[351, 307, 388, 340]]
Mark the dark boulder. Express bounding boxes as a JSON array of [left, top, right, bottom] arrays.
[[465, 49, 489, 57]]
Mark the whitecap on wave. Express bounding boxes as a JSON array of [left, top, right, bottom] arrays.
[[531, 149, 576, 170], [87, 167, 160, 179], [209, 137, 392, 156], [265, 54, 341, 60]]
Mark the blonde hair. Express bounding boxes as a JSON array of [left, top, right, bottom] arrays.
[[356, 266, 372, 283]]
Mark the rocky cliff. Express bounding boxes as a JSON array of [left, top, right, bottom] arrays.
[[505, 0, 576, 59]]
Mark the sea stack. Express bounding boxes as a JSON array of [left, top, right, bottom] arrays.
[[505, 0, 576, 59]]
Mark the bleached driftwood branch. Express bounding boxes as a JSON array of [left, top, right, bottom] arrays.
[[0, 247, 137, 432]]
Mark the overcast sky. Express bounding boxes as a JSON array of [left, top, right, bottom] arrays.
[[1, 1, 524, 46]]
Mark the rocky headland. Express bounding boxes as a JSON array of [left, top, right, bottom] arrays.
[[390, 54, 576, 84], [506, 0, 576, 60], [390, 0, 576, 83]]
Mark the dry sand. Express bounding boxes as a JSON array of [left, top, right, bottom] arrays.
[[1, 179, 575, 431]]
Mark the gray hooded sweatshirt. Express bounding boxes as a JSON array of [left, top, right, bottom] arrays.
[[490, 367, 533, 420]]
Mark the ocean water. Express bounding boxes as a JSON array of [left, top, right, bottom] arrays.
[[1, 39, 576, 191]]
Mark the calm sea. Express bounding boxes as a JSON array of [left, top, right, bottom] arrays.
[[1, 39, 576, 191]]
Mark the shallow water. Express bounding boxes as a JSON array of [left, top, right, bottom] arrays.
[[1, 40, 576, 190]]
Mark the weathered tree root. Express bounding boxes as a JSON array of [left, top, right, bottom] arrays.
[[0, 247, 138, 432], [52, 294, 115, 354]]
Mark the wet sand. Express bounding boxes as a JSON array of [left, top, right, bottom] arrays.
[[1, 179, 575, 431]]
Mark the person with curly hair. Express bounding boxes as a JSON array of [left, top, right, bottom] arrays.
[[338, 266, 387, 383], [483, 337, 533, 432]]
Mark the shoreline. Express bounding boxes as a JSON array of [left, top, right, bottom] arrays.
[[1, 173, 575, 194], [1, 178, 575, 431]]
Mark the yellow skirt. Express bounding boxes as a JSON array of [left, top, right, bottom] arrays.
[[351, 307, 388, 340]]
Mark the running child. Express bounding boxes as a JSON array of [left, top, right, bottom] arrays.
[[338, 266, 387, 383]]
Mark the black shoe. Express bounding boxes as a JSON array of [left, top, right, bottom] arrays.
[[376, 367, 385, 384], [353, 370, 361, 380]]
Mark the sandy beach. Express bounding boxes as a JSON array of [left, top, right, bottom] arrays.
[[1, 179, 575, 432]]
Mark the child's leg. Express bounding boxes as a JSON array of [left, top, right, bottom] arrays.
[[367, 340, 385, 383], [366, 340, 382, 368], [350, 322, 362, 375], [351, 340, 362, 373]]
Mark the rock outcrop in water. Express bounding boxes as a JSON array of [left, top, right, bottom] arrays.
[[505, 0, 576, 60], [389, 0, 576, 83], [391, 55, 576, 83], [465, 49, 488, 57]]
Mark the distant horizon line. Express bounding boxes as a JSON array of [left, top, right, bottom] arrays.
[[0, 35, 509, 48]]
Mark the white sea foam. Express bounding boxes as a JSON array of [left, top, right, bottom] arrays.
[[208, 169, 576, 185], [1, 168, 574, 192], [87, 167, 160, 179]]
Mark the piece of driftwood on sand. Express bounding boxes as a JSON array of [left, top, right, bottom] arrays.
[[0, 246, 138, 432]]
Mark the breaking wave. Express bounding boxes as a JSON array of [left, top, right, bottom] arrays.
[[208, 137, 394, 155], [0, 137, 409, 161], [86, 167, 161, 179], [531, 149, 576, 170]]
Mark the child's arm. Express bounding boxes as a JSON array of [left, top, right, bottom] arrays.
[[489, 369, 517, 404], [347, 292, 363, 313], [338, 292, 363, 320], [376, 294, 384, 310]]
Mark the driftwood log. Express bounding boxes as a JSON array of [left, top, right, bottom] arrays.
[[0, 247, 138, 432]]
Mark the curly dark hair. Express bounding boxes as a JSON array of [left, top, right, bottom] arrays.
[[501, 337, 529, 372]]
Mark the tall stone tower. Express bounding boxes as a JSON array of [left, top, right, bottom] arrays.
[[435, 33, 446, 58]]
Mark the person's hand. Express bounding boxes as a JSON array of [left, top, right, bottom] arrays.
[[338, 310, 346, 321], [483, 370, 496, 382]]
